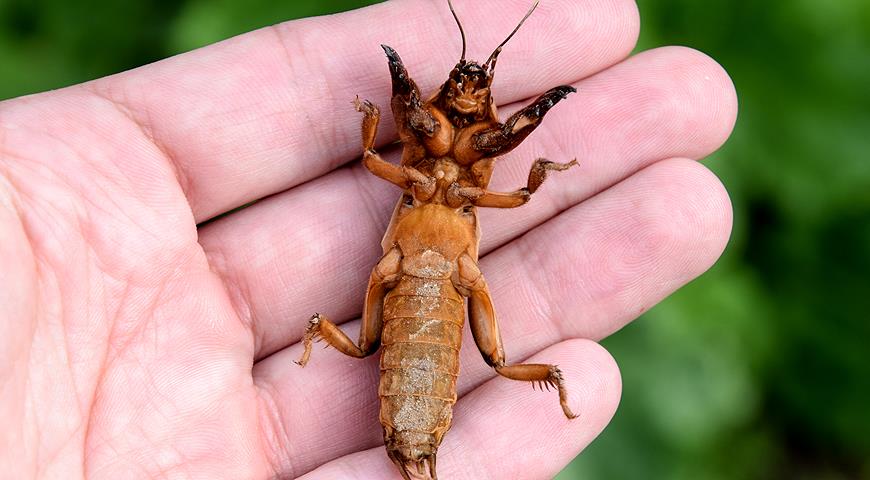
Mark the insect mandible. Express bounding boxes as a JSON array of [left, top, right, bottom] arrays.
[[295, 1, 579, 478]]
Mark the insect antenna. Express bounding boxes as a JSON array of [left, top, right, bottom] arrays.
[[484, 0, 540, 76], [447, 0, 467, 62]]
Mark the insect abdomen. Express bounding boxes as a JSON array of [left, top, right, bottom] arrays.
[[379, 275, 464, 463]]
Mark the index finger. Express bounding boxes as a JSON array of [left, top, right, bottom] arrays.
[[87, 0, 639, 221]]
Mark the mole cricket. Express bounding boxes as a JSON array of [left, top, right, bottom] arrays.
[[295, 1, 579, 478]]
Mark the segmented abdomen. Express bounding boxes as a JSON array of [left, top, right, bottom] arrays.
[[379, 275, 464, 460]]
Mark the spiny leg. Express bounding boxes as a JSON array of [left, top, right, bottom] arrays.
[[494, 363, 577, 419], [454, 253, 578, 419], [295, 246, 402, 367], [295, 313, 369, 366]]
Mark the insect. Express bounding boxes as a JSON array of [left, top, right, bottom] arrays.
[[295, 1, 578, 478]]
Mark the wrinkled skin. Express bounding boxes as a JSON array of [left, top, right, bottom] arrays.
[[0, 0, 736, 478]]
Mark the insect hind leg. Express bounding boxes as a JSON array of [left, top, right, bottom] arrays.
[[294, 313, 374, 367], [295, 247, 401, 367], [494, 363, 578, 419], [456, 253, 578, 419]]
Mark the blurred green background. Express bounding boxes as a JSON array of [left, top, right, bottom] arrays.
[[2, 0, 868, 478]]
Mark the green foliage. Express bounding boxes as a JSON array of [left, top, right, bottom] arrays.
[[2, 0, 868, 478], [0, 0, 379, 99], [561, 0, 870, 478]]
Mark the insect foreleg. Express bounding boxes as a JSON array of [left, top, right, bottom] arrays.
[[381, 44, 417, 98], [295, 247, 402, 367], [473, 85, 577, 158], [455, 253, 578, 419], [381, 44, 439, 140]]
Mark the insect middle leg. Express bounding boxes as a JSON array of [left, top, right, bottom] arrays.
[[455, 253, 578, 419], [448, 158, 578, 208], [354, 97, 434, 196], [296, 246, 402, 366], [353, 97, 404, 187]]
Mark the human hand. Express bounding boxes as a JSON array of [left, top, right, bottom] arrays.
[[0, 0, 736, 478]]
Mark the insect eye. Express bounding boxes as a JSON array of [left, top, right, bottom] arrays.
[[402, 195, 414, 207]]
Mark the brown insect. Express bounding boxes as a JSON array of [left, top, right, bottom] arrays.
[[295, 1, 578, 478]]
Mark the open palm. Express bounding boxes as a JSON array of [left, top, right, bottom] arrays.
[[0, 0, 735, 478]]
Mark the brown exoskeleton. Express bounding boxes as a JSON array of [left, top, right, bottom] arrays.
[[295, 1, 578, 478]]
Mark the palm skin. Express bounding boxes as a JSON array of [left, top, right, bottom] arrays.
[[0, 1, 736, 479], [0, 91, 268, 477]]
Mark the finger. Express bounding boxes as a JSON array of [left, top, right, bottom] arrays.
[[483, 45, 738, 249], [199, 46, 737, 358], [78, 0, 639, 221], [252, 158, 732, 475], [264, 339, 619, 480]]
